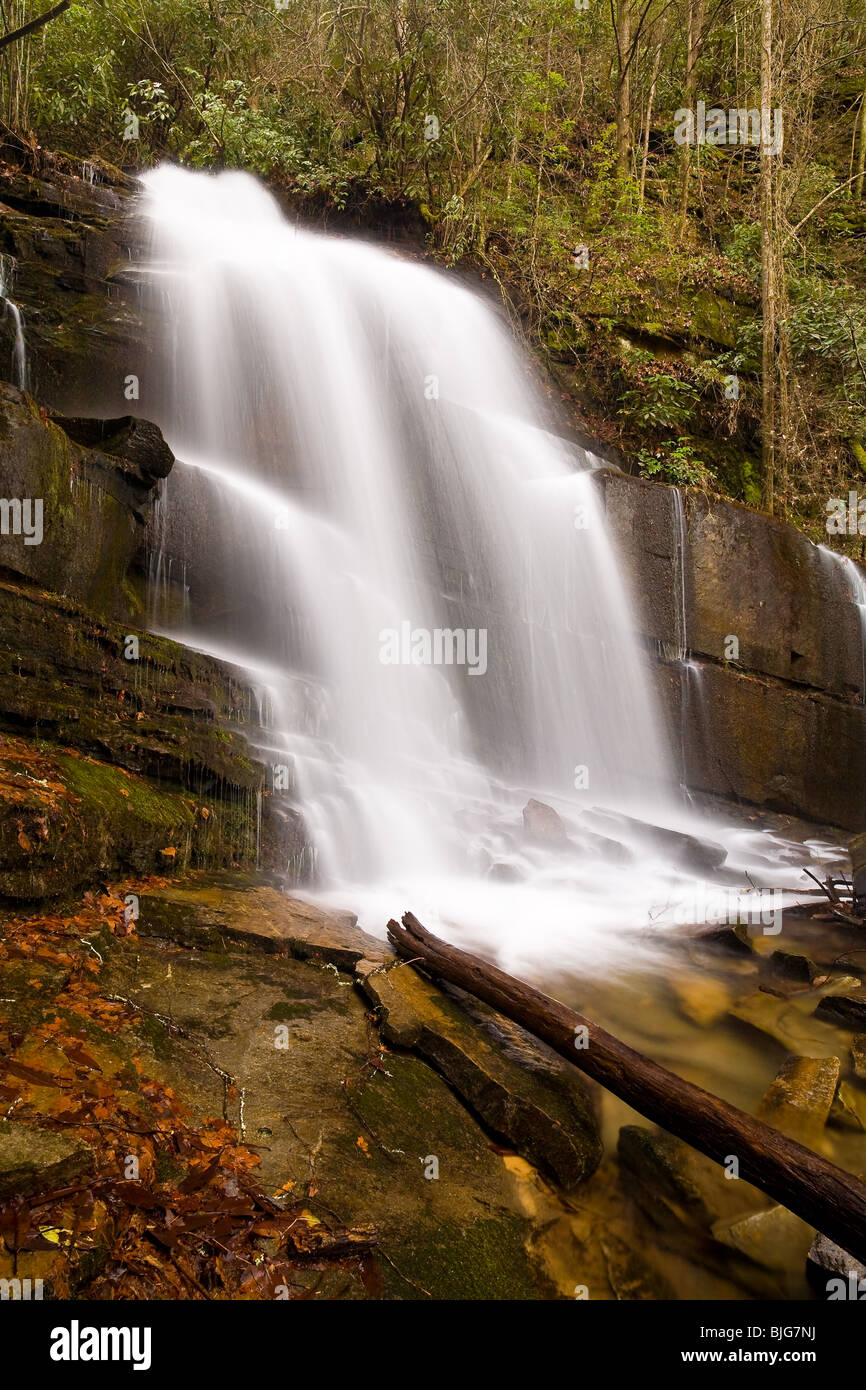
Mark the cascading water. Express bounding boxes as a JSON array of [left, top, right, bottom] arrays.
[[0, 255, 28, 390], [139, 166, 835, 976], [821, 545, 866, 705]]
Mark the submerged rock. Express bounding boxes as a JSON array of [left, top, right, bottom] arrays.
[[757, 1054, 840, 1147], [729, 990, 842, 1054], [710, 1205, 814, 1275], [829, 1081, 866, 1132], [616, 1125, 763, 1237], [815, 993, 866, 1031], [670, 972, 731, 1026], [600, 1231, 676, 1300]]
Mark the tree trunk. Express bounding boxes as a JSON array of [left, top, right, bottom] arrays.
[[615, 0, 632, 174], [679, 0, 705, 225], [856, 78, 866, 200], [760, 0, 776, 515], [639, 40, 662, 211]]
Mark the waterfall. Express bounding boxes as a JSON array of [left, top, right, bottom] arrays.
[[0, 255, 28, 390], [820, 545, 866, 705], [137, 166, 823, 974]]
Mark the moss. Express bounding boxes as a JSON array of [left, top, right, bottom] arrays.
[[264, 1000, 314, 1022], [391, 1214, 549, 1301], [58, 752, 197, 835], [133, 1011, 175, 1063]]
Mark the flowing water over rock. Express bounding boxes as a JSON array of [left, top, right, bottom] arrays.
[[0, 254, 28, 390], [820, 545, 866, 707], [141, 166, 837, 979]]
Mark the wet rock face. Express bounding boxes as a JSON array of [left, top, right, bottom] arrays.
[[0, 582, 308, 896], [136, 881, 603, 1201], [594, 468, 866, 831], [0, 154, 154, 417], [0, 383, 172, 622], [1, 154, 862, 833], [50, 414, 174, 489]]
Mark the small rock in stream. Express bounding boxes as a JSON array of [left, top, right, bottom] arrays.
[[815, 993, 866, 1030], [522, 798, 568, 842], [807, 1233, 866, 1292], [829, 1080, 866, 1132], [757, 1054, 840, 1146], [670, 972, 731, 1026]]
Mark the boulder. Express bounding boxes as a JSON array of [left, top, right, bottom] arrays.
[[0, 383, 172, 620], [522, 798, 568, 842], [587, 807, 726, 872], [360, 956, 602, 1189], [770, 950, 819, 985]]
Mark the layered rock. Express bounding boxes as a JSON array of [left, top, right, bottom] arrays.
[[0, 383, 168, 619], [594, 468, 866, 831], [0, 151, 152, 416]]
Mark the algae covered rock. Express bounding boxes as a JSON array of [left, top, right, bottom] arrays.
[[0, 383, 171, 620], [0, 1120, 94, 1199], [361, 956, 603, 1189]]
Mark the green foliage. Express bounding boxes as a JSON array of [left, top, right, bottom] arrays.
[[2, 0, 866, 527], [619, 374, 700, 432], [636, 439, 714, 489]]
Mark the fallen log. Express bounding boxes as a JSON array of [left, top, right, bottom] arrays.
[[851, 832, 866, 916], [388, 911, 866, 1264]]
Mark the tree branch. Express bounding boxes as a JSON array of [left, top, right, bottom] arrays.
[[0, 0, 70, 52]]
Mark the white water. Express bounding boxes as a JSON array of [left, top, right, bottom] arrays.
[[0, 255, 28, 389], [140, 166, 837, 978], [821, 545, 866, 705]]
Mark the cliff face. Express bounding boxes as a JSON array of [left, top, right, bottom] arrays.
[[0, 158, 308, 898], [0, 151, 153, 417], [595, 470, 866, 831], [0, 383, 172, 619], [0, 153, 863, 842]]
